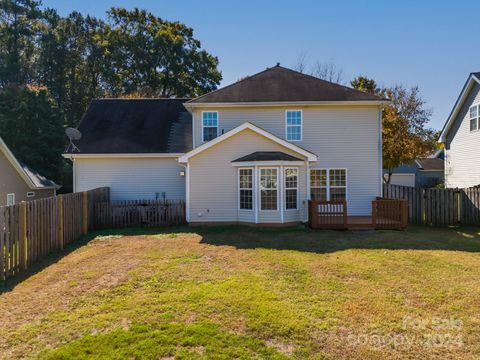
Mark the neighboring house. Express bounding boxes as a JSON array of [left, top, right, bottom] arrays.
[[384, 153, 444, 188], [0, 136, 59, 206], [439, 72, 480, 188], [65, 65, 387, 224]]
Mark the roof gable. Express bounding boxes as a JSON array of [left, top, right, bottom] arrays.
[[70, 98, 192, 154], [0, 136, 58, 189], [186, 65, 386, 105], [178, 122, 317, 163], [439, 73, 480, 142]]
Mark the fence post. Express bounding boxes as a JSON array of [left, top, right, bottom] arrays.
[[57, 195, 64, 250], [82, 191, 88, 235], [20, 201, 27, 270]]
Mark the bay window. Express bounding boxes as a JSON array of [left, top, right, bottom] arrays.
[[238, 168, 253, 210], [285, 168, 298, 210], [260, 168, 278, 210]]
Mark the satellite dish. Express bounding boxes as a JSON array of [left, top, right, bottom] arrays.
[[65, 127, 82, 152], [66, 127, 82, 140]]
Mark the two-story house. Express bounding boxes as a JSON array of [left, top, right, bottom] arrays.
[[439, 72, 480, 188], [65, 65, 387, 224]]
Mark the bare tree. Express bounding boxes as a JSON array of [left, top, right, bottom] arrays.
[[310, 61, 344, 84], [293, 54, 344, 84]]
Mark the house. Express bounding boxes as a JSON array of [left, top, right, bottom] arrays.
[[0, 136, 59, 206], [384, 150, 444, 188], [439, 72, 480, 188], [65, 65, 387, 224]]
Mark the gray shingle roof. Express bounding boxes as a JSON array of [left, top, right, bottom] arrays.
[[232, 151, 303, 162], [188, 65, 386, 104], [19, 162, 58, 188], [70, 98, 192, 154], [416, 158, 444, 171]]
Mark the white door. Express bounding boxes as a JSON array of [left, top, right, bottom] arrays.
[[387, 173, 415, 187]]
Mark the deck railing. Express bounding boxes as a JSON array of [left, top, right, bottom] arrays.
[[308, 200, 347, 229], [372, 198, 408, 230]]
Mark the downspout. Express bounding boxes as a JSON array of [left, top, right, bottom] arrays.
[[179, 163, 190, 223]]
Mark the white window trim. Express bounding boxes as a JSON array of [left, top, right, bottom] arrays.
[[469, 104, 479, 132], [284, 167, 299, 211], [202, 111, 219, 142], [285, 109, 303, 142], [310, 168, 348, 202], [259, 167, 279, 211], [6, 193, 15, 206], [238, 167, 254, 211]]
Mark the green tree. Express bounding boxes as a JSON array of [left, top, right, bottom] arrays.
[[102, 7, 222, 97], [0, 85, 64, 182], [37, 10, 106, 127], [351, 76, 437, 184], [0, 0, 42, 86]]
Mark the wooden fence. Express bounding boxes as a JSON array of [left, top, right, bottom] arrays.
[[94, 200, 186, 229], [309, 200, 348, 229], [383, 184, 480, 226], [372, 198, 408, 230], [0, 187, 109, 281]]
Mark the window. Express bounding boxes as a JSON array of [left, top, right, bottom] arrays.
[[27, 191, 35, 198], [286, 110, 302, 141], [285, 168, 298, 210], [6, 193, 15, 206], [310, 169, 347, 201], [239, 168, 253, 210], [202, 111, 218, 142], [260, 168, 278, 210], [470, 105, 479, 132]]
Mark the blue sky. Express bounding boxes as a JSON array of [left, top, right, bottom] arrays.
[[42, 0, 480, 130]]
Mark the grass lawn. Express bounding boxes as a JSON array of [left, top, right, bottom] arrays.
[[1, 225, 480, 359]]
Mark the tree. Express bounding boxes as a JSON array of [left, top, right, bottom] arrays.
[[351, 76, 437, 184], [37, 10, 106, 127], [0, 0, 42, 86], [350, 76, 380, 95], [293, 55, 344, 83], [0, 85, 64, 181], [102, 8, 222, 97]]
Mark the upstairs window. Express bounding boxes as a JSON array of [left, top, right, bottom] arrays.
[[470, 105, 478, 132], [286, 110, 302, 141], [202, 111, 218, 142]]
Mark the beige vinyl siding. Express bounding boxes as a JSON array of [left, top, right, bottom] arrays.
[[193, 105, 381, 215], [445, 82, 480, 188], [0, 149, 55, 206], [74, 157, 185, 201], [188, 128, 308, 223]]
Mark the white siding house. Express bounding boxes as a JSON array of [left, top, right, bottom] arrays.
[[66, 65, 387, 224], [439, 73, 480, 188]]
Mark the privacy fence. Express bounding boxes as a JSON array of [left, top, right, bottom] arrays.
[[1, 188, 187, 282], [0, 187, 109, 281], [383, 184, 480, 227]]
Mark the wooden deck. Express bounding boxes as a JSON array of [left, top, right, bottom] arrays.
[[347, 216, 374, 230], [309, 199, 408, 230]]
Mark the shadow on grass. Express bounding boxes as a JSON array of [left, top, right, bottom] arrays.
[[3, 224, 480, 292], [0, 232, 99, 294], [83, 223, 480, 255]]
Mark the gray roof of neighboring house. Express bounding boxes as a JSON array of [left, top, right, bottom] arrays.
[[19, 162, 58, 188], [416, 158, 444, 171], [232, 151, 303, 162], [187, 65, 387, 104], [69, 98, 192, 154], [474, 72, 480, 78]]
